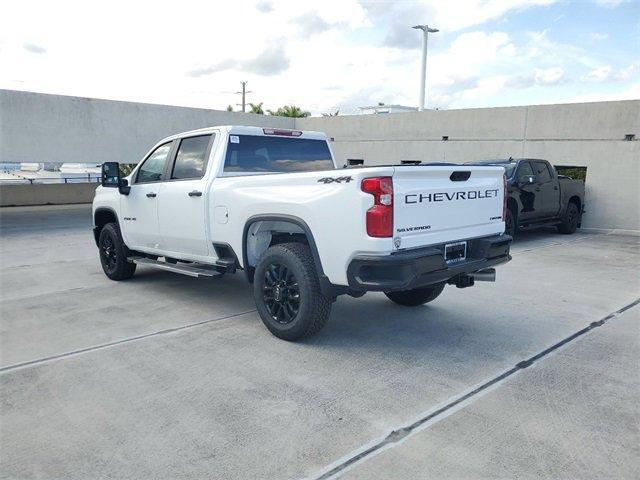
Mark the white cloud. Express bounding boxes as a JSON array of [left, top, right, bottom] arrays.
[[256, 1, 272, 13], [583, 65, 613, 82], [593, 0, 623, 7], [244, 44, 290, 76], [294, 12, 334, 35], [615, 64, 637, 81], [588, 32, 608, 41], [582, 64, 637, 83], [361, 0, 556, 49], [23, 42, 46, 54], [568, 79, 640, 104], [0, 0, 634, 115], [534, 67, 564, 85]]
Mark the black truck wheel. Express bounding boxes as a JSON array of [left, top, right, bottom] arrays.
[[557, 202, 580, 234], [99, 222, 136, 280], [384, 283, 445, 306], [253, 243, 332, 341]]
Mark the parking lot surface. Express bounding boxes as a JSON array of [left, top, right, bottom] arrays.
[[1, 205, 638, 479]]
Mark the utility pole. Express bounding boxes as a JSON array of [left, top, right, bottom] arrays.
[[235, 81, 252, 112], [412, 25, 438, 111]]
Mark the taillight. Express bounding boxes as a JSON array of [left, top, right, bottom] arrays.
[[502, 174, 508, 222], [361, 176, 393, 237]]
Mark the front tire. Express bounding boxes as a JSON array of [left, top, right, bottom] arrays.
[[384, 283, 445, 306], [253, 243, 332, 341], [557, 202, 580, 234], [99, 223, 136, 280]]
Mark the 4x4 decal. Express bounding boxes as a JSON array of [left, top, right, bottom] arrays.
[[317, 176, 353, 184]]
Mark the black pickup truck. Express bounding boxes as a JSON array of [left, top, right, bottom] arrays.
[[467, 158, 585, 237]]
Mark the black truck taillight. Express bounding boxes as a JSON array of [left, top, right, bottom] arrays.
[[502, 174, 508, 223], [361, 176, 393, 237]]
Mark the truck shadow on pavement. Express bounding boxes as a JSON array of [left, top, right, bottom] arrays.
[[294, 293, 534, 368], [129, 266, 254, 294]]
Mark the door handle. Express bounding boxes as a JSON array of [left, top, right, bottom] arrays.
[[146, 192, 157, 198], [188, 190, 202, 197]]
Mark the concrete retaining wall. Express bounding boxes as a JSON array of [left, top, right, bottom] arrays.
[[296, 101, 640, 232], [0, 89, 294, 165], [1, 89, 638, 231], [0, 183, 97, 207]]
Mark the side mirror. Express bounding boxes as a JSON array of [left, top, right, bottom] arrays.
[[118, 178, 131, 196], [101, 162, 120, 187], [101, 162, 130, 195]]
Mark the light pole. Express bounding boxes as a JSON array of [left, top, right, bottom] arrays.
[[412, 25, 438, 111]]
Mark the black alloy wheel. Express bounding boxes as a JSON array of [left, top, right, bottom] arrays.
[[263, 262, 300, 324], [101, 232, 118, 274], [558, 202, 580, 234], [253, 242, 332, 340], [98, 222, 136, 280]]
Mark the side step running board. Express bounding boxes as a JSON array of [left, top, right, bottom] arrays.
[[129, 257, 223, 278]]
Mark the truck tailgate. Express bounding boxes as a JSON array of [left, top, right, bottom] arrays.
[[393, 166, 505, 249]]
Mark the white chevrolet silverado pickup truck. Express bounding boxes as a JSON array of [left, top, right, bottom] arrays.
[[93, 125, 512, 340]]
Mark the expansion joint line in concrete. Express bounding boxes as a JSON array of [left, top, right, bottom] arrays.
[[0, 309, 257, 374], [311, 297, 640, 480]]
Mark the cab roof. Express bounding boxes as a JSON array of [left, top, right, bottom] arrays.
[[466, 158, 546, 165], [160, 125, 328, 142]]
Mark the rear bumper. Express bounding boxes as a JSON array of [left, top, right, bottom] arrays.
[[347, 234, 512, 292]]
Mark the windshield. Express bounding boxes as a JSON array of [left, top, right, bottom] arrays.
[[223, 135, 334, 173]]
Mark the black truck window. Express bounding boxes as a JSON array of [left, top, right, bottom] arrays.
[[224, 135, 334, 173], [171, 135, 212, 180], [516, 162, 534, 180], [533, 161, 552, 183]]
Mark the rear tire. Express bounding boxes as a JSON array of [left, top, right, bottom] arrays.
[[505, 207, 517, 237], [384, 283, 445, 307], [253, 243, 332, 341], [98, 223, 136, 280], [557, 202, 580, 234]]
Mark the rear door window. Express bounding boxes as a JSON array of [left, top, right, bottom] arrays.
[[223, 135, 334, 173], [171, 135, 212, 180]]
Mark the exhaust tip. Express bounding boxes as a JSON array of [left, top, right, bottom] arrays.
[[471, 268, 496, 282]]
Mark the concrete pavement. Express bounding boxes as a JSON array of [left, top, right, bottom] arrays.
[[342, 306, 639, 480], [0, 205, 638, 479]]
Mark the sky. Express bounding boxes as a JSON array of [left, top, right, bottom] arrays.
[[1, 0, 638, 115]]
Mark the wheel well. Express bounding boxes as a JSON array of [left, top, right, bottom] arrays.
[[243, 220, 310, 281], [93, 209, 117, 245], [568, 196, 581, 211]]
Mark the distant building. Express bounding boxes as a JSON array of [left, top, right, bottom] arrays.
[[358, 104, 419, 115]]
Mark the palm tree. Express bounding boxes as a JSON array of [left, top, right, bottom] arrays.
[[267, 105, 311, 118], [249, 102, 264, 114], [226, 105, 234, 112]]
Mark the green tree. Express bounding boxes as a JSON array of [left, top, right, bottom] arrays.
[[226, 105, 234, 112], [322, 109, 339, 117], [249, 102, 264, 114], [118, 164, 136, 177], [267, 105, 310, 118]]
